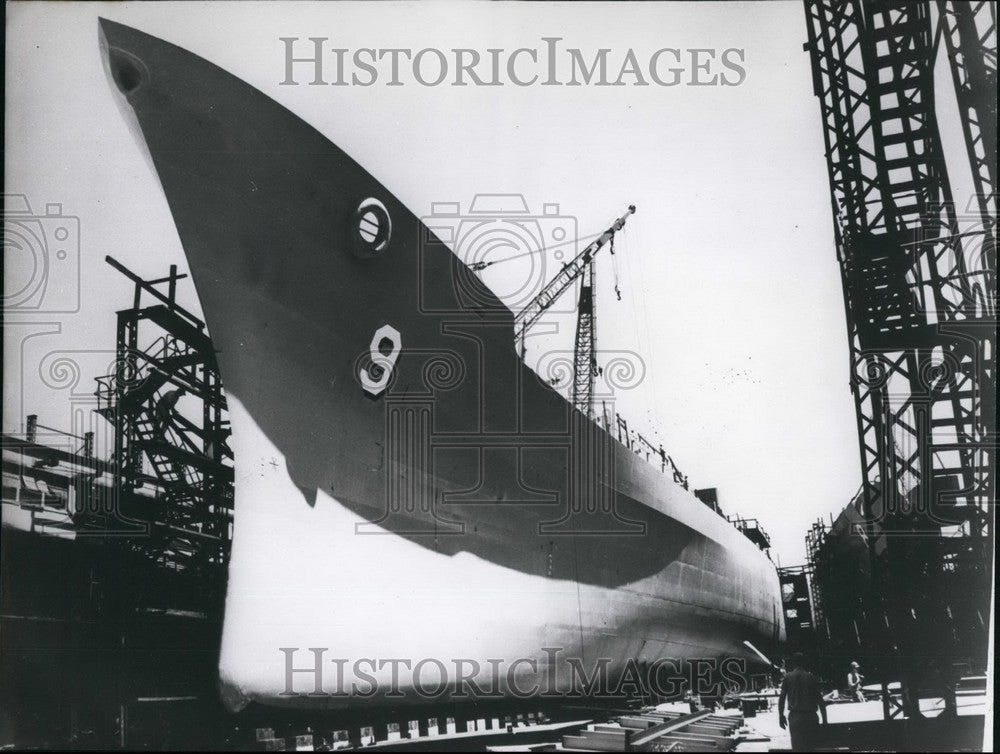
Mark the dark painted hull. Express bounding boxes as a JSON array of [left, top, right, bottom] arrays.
[[98, 19, 784, 711]]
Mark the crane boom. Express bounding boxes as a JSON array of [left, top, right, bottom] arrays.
[[514, 205, 635, 349]]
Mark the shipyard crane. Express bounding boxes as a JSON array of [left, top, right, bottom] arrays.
[[513, 205, 636, 416]]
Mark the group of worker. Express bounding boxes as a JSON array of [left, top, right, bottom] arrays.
[[778, 656, 865, 752]]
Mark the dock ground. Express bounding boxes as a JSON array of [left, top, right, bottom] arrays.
[[354, 694, 989, 751], [734, 694, 988, 752]]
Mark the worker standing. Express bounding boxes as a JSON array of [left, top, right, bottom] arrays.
[[847, 661, 865, 703], [778, 653, 827, 752]]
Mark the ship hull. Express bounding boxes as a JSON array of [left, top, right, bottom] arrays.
[[98, 19, 784, 711], [221, 392, 780, 710]]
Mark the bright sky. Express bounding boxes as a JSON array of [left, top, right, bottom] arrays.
[[5, 1, 975, 563]]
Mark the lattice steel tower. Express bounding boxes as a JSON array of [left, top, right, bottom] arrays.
[[572, 261, 598, 417], [803, 0, 995, 685]]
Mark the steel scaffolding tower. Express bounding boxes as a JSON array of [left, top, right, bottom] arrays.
[[94, 258, 233, 587], [803, 0, 996, 693]]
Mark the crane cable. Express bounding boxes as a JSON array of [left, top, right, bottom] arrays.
[[610, 232, 623, 301]]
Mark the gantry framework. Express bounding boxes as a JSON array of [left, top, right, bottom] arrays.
[[803, 0, 995, 687], [937, 0, 997, 252]]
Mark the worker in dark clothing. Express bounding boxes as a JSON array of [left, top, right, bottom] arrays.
[[154, 387, 185, 434], [779, 653, 827, 752]]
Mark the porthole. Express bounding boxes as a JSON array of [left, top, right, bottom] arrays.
[[350, 198, 392, 258]]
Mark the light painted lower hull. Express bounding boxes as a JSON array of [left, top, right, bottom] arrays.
[[219, 394, 779, 711]]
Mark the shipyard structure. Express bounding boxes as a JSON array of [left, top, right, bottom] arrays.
[[2, 1, 994, 750]]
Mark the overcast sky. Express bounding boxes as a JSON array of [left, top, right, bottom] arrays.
[[4, 1, 978, 563]]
